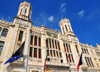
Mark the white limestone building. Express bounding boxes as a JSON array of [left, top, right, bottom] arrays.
[[0, 1, 100, 72]]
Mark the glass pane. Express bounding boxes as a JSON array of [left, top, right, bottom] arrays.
[[1, 29, 8, 37], [39, 37, 41, 46], [34, 48, 37, 57], [30, 36, 33, 45], [0, 27, 2, 32], [29, 47, 32, 57], [0, 41, 4, 55], [39, 49, 41, 58], [18, 31, 23, 41], [34, 36, 37, 46]]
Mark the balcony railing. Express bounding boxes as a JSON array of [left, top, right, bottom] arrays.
[[46, 61, 69, 66], [10, 58, 24, 67]]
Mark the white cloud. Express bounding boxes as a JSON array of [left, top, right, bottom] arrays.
[[7, 16, 11, 19], [40, 14, 42, 17], [60, 3, 66, 13], [60, 3, 66, 10], [48, 16, 54, 22], [55, 28, 57, 31], [78, 10, 84, 17], [0, 15, 13, 22], [62, 8, 65, 12], [1, 16, 4, 20]]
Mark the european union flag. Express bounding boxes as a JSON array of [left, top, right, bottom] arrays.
[[4, 41, 25, 64]]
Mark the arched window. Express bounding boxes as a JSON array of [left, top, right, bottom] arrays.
[[20, 9, 22, 14], [18, 31, 23, 41], [62, 27, 65, 34], [68, 25, 71, 31], [65, 25, 68, 32], [1, 29, 8, 37], [46, 38, 62, 60], [0, 41, 4, 55], [84, 49, 86, 54], [25, 9, 27, 13], [0, 27, 2, 32]]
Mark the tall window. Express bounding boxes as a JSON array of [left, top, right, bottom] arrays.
[[50, 50, 53, 57], [68, 25, 71, 31], [62, 27, 65, 34], [34, 48, 37, 57], [0, 41, 4, 55], [65, 25, 68, 32], [18, 31, 23, 41], [46, 38, 62, 62], [39, 37, 41, 46], [1, 29, 8, 37], [55, 41, 57, 49], [52, 40, 54, 48], [34, 36, 37, 46], [20, 9, 22, 14], [85, 57, 89, 66], [0, 27, 2, 32], [85, 57, 94, 67], [29, 35, 41, 60], [75, 45, 79, 53], [82, 48, 89, 54], [59, 52, 62, 58], [39, 49, 41, 58], [30, 36, 33, 45], [25, 9, 27, 13], [58, 42, 60, 50], [64, 43, 74, 63], [29, 47, 33, 57]]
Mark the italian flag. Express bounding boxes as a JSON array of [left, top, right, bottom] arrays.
[[43, 44, 49, 72], [77, 52, 83, 72]]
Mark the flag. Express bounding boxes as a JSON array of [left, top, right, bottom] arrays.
[[77, 52, 83, 72], [43, 44, 49, 72], [4, 41, 25, 64]]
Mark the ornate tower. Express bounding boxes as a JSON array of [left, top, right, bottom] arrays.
[[59, 18, 74, 36], [14, 1, 32, 25]]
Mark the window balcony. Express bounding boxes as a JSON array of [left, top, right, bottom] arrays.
[[81, 64, 88, 71], [10, 58, 24, 67], [46, 61, 69, 66], [46, 61, 70, 70]]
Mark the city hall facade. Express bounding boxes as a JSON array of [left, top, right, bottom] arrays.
[[0, 1, 100, 72]]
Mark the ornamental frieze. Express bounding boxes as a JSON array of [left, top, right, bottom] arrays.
[[46, 31, 58, 39]]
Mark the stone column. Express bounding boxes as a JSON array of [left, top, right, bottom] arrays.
[[41, 25, 46, 72], [0, 24, 19, 72]]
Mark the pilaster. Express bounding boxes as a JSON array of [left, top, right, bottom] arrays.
[[23, 27, 31, 72], [41, 25, 46, 71], [0, 24, 19, 72], [59, 39, 67, 64]]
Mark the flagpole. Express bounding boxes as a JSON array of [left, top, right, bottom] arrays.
[[24, 23, 28, 72], [43, 38, 49, 72]]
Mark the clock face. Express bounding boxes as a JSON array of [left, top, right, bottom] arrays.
[[21, 21, 26, 24]]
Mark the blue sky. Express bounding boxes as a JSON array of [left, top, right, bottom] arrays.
[[0, 0, 100, 47]]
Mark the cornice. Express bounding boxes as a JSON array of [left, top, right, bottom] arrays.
[[79, 43, 99, 50], [31, 25, 41, 34], [0, 19, 13, 28]]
